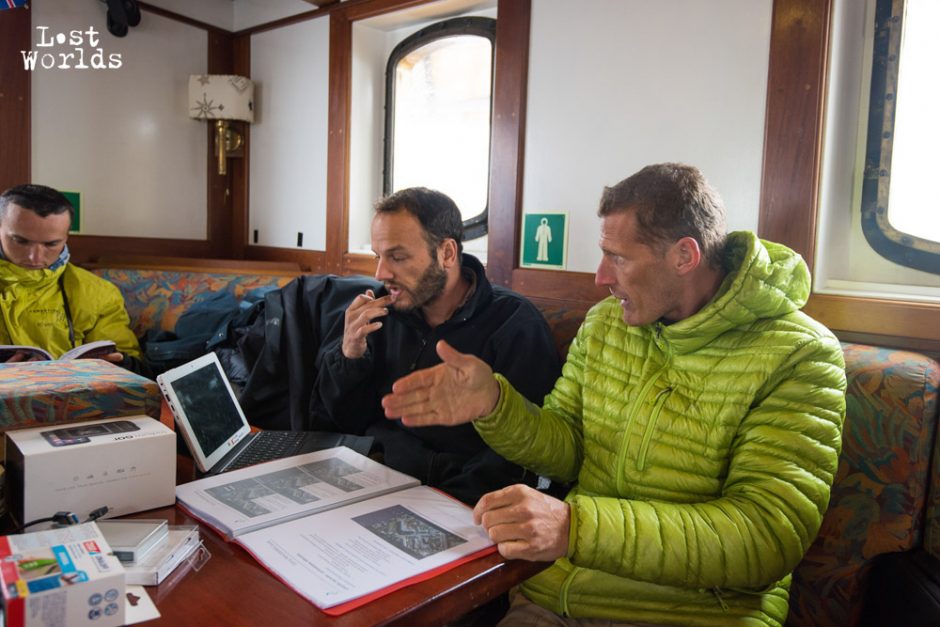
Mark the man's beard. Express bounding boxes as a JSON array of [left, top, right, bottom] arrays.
[[390, 260, 447, 312]]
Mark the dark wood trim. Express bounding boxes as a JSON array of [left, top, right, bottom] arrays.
[[758, 0, 832, 272], [326, 10, 353, 275], [234, 0, 430, 37], [342, 0, 437, 22], [487, 0, 530, 288], [231, 34, 252, 259], [207, 30, 237, 258], [137, 2, 231, 34], [511, 268, 606, 304], [79, 255, 304, 275], [233, 5, 330, 37], [68, 236, 221, 264], [343, 253, 377, 277], [0, 6, 30, 192], [803, 294, 940, 351], [243, 246, 322, 273]]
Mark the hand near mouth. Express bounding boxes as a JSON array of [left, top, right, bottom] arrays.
[[341, 289, 395, 359]]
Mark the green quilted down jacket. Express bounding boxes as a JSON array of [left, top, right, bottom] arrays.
[[474, 231, 847, 626]]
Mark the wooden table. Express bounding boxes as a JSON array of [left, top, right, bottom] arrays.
[[127, 457, 549, 626]]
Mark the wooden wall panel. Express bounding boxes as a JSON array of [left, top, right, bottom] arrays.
[[231, 33, 251, 259], [758, 0, 831, 271], [486, 0, 529, 288], [804, 294, 940, 353], [0, 6, 31, 193], [208, 28, 237, 259], [325, 9, 352, 275]]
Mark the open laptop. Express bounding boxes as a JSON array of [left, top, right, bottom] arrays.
[[157, 352, 372, 475]]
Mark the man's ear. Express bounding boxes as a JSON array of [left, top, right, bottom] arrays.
[[671, 237, 702, 276], [439, 238, 460, 268]]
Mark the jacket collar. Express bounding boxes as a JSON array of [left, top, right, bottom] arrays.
[[388, 253, 492, 330], [0, 245, 70, 288], [654, 232, 809, 355]]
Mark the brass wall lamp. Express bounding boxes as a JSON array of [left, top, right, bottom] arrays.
[[188, 75, 254, 175]]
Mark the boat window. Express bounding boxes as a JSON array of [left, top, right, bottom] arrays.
[[383, 17, 495, 240], [861, 0, 940, 274]]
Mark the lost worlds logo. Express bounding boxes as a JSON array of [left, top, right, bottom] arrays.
[[21, 25, 122, 70]]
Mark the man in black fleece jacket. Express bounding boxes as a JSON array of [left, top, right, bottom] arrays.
[[315, 187, 560, 504]]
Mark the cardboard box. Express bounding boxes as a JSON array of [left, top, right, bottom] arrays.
[[0, 522, 125, 627], [5, 416, 175, 526]]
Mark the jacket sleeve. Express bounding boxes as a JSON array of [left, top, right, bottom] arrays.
[[478, 333, 847, 590], [474, 321, 589, 482], [313, 336, 380, 434], [83, 280, 142, 362]]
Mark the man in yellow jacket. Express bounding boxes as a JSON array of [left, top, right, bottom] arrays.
[[0, 184, 144, 374]]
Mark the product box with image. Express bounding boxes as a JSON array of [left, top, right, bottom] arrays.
[[0, 522, 125, 627], [4, 416, 176, 526]]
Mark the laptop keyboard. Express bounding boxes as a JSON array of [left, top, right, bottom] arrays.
[[225, 431, 308, 471]]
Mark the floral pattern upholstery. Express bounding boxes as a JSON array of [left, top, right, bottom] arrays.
[[787, 343, 940, 626], [91, 268, 297, 337], [0, 360, 160, 429]]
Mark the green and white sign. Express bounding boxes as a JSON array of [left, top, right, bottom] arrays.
[[62, 190, 81, 233], [521, 212, 567, 269]]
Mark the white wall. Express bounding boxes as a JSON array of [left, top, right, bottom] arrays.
[[31, 0, 208, 239], [522, 0, 773, 273], [349, 24, 388, 254], [815, 0, 940, 302], [249, 16, 330, 251]]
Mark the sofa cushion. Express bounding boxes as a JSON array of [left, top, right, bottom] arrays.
[[788, 343, 940, 626], [91, 268, 296, 337]]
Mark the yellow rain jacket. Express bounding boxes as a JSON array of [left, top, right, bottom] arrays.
[[0, 256, 141, 362]]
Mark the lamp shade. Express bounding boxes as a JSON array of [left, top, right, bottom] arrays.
[[188, 74, 254, 123]]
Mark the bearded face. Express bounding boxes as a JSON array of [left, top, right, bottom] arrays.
[[371, 210, 449, 312]]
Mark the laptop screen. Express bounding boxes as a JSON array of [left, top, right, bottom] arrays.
[[163, 360, 246, 460], [157, 353, 251, 472]]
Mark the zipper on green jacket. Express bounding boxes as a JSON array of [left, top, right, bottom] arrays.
[[614, 366, 664, 494], [636, 386, 672, 471], [710, 587, 730, 611], [558, 565, 580, 617]]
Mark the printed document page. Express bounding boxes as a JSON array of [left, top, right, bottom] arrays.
[[236, 485, 495, 610], [175, 447, 420, 538]]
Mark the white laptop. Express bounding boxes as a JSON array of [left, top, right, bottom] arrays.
[[156, 352, 371, 475]]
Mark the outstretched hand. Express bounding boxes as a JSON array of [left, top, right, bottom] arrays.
[[381, 340, 500, 427]]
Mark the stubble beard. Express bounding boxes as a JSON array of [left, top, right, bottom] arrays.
[[390, 260, 448, 312]]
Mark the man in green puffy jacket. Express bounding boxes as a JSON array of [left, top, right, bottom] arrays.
[[0, 184, 144, 374], [382, 163, 847, 626]]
